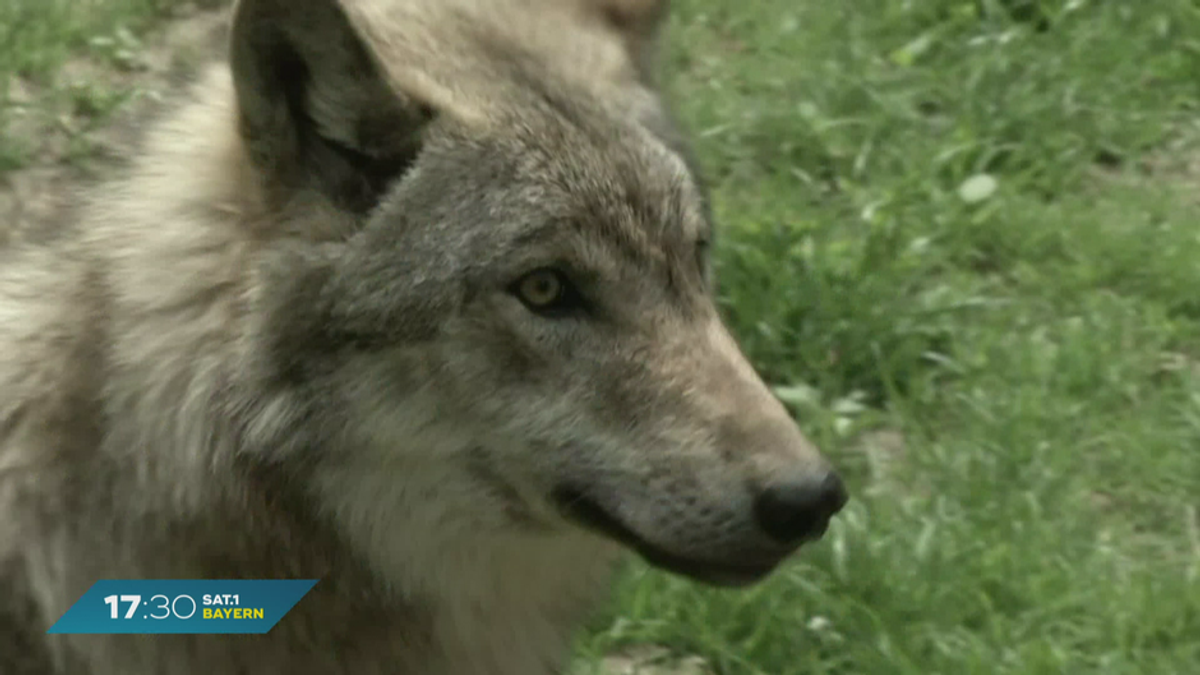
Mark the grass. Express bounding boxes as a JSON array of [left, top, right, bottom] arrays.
[[4, 0, 1199, 673], [0, 0, 213, 170], [581, 0, 1200, 672]]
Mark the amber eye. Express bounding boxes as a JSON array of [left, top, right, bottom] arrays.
[[510, 268, 584, 317], [517, 270, 563, 306]]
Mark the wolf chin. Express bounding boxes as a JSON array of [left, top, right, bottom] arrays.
[[0, 0, 848, 672]]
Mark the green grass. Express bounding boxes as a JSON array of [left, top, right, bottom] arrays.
[[4, 0, 1200, 673], [0, 0, 195, 170], [580, 0, 1200, 673]]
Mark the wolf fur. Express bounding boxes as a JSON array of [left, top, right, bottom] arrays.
[[0, 0, 847, 673]]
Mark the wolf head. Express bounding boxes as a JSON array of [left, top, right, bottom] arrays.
[[230, 0, 847, 587]]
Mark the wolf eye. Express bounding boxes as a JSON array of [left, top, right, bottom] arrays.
[[511, 268, 583, 316]]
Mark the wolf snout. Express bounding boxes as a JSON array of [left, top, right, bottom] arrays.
[[753, 471, 849, 544]]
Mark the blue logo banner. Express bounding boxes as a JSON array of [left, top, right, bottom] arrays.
[[46, 579, 318, 634]]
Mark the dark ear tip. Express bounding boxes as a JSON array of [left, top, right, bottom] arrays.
[[228, 0, 433, 215]]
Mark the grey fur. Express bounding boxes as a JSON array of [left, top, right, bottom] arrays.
[[0, 1, 844, 672]]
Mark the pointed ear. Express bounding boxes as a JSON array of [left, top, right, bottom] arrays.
[[587, 0, 671, 82], [229, 0, 431, 214]]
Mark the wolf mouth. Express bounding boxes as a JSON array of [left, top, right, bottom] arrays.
[[552, 487, 780, 587]]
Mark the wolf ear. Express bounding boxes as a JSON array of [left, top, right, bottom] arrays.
[[587, 0, 671, 81], [230, 0, 431, 214]]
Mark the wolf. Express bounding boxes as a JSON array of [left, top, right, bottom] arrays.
[[0, 0, 849, 672]]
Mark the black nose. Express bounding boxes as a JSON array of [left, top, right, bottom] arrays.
[[753, 472, 849, 544]]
